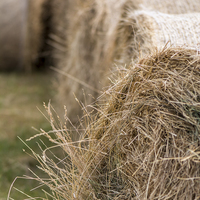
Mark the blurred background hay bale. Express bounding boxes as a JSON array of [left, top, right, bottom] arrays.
[[56, 0, 137, 124], [0, 0, 46, 72], [30, 48, 200, 199], [55, 0, 200, 125], [47, 0, 68, 70]]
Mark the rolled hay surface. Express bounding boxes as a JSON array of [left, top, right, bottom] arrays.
[[117, 10, 200, 65], [139, 0, 200, 14], [56, 0, 137, 124], [0, 0, 46, 71], [28, 48, 200, 199]]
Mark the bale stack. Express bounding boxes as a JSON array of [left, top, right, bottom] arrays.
[[0, 0, 46, 72], [29, 48, 200, 199]]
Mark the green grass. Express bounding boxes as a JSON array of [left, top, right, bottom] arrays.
[[0, 72, 56, 199]]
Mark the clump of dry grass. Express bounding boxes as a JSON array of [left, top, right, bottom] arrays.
[[23, 48, 200, 199]]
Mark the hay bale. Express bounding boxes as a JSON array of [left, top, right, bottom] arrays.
[[56, 0, 136, 123], [117, 10, 200, 65], [139, 0, 200, 14], [29, 48, 200, 199], [84, 47, 200, 199], [0, 0, 27, 71], [0, 0, 46, 71], [47, 0, 68, 69], [56, 0, 200, 123]]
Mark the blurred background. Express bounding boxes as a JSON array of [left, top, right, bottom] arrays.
[[0, 0, 56, 198]]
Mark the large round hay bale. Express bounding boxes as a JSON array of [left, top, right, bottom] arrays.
[[0, 0, 46, 72], [84, 47, 200, 199], [29, 48, 200, 199]]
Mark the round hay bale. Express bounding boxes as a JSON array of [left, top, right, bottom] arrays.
[[117, 10, 200, 65], [26, 47, 200, 200], [82, 47, 200, 199], [0, 0, 46, 72]]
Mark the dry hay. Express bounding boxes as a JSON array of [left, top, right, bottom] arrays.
[[26, 48, 200, 199], [47, 0, 69, 69], [55, 0, 137, 124], [139, 0, 200, 14], [117, 10, 200, 66], [56, 0, 200, 124], [0, 0, 46, 71]]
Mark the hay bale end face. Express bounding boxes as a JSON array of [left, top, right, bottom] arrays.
[[86, 48, 200, 199], [30, 48, 200, 199]]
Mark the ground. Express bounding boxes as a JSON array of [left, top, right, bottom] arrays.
[[0, 72, 56, 199]]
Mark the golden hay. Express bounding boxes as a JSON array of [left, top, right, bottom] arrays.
[[139, 0, 200, 14], [55, 0, 136, 123], [47, 0, 68, 69], [117, 10, 200, 66], [27, 48, 200, 199], [55, 0, 200, 124]]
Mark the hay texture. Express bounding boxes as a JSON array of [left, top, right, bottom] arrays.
[[56, 0, 136, 123], [139, 0, 200, 14], [118, 10, 200, 65], [47, 0, 68, 69], [56, 0, 200, 123], [29, 48, 200, 199]]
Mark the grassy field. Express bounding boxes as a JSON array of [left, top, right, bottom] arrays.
[[0, 72, 55, 199]]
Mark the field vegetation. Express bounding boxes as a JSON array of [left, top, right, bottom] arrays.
[[0, 72, 55, 199]]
